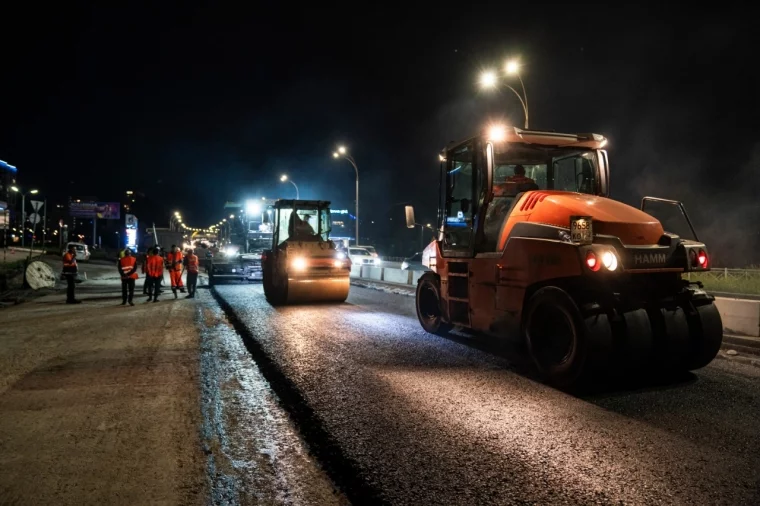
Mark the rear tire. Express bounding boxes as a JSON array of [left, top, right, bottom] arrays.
[[523, 286, 588, 388], [415, 273, 452, 336], [685, 302, 723, 370]]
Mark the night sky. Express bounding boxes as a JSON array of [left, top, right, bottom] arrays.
[[1, 6, 757, 262]]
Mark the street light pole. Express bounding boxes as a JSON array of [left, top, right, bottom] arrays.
[[280, 175, 300, 199], [333, 147, 359, 244], [479, 60, 530, 129]]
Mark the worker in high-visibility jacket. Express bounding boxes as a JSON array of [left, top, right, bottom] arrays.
[[184, 248, 200, 298], [145, 247, 164, 302], [166, 244, 185, 298], [62, 244, 81, 304], [118, 248, 139, 306]]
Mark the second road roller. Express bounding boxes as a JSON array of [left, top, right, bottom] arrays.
[[407, 124, 723, 387], [262, 199, 351, 304]]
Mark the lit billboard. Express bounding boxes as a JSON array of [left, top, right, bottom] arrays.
[[70, 202, 121, 219]]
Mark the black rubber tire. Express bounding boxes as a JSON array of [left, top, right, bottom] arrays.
[[523, 286, 588, 388], [415, 273, 453, 336], [263, 260, 287, 306], [617, 309, 654, 370], [685, 302, 723, 370], [648, 306, 691, 370]]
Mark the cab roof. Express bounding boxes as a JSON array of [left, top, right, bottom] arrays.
[[442, 127, 608, 157], [273, 199, 332, 209]]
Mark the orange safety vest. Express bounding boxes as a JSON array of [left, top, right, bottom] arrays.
[[186, 254, 199, 273], [167, 251, 183, 271], [62, 252, 78, 274], [147, 255, 164, 277], [119, 255, 139, 280]]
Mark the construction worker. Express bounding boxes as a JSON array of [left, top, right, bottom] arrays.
[[62, 244, 81, 304], [118, 248, 139, 306], [184, 248, 199, 298], [505, 164, 536, 186], [166, 244, 185, 297], [145, 247, 164, 302]]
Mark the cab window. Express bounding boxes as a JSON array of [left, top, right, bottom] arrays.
[[443, 143, 475, 250]]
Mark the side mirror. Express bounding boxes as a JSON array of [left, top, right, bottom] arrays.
[[405, 206, 416, 229]]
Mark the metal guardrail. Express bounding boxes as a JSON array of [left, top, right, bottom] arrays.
[[686, 268, 760, 280]]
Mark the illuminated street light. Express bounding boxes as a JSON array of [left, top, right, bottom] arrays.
[[478, 59, 529, 128], [332, 145, 360, 244], [229, 214, 234, 219], [480, 70, 497, 88], [279, 174, 300, 199], [10, 186, 39, 247]]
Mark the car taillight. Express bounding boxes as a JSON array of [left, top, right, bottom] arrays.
[[586, 251, 600, 272]]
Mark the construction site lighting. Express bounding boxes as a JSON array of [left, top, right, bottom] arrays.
[[487, 124, 507, 142], [246, 200, 262, 215]]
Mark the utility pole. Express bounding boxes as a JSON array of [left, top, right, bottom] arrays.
[[43, 199, 47, 250]]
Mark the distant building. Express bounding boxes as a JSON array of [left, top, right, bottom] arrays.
[[0, 160, 18, 244]]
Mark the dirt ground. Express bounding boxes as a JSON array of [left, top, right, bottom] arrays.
[[0, 271, 207, 504]]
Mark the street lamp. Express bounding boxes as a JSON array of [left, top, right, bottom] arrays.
[[10, 186, 39, 247], [332, 145, 360, 245], [170, 212, 181, 231], [279, 174, 300, 199], [478, 58, 529, 129]]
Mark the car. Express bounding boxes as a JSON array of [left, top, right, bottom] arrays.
[[348, 247, 381, 266], [355, 244, 379, 257], [63, 242, 90, 262], [401, 252, 431, 271]]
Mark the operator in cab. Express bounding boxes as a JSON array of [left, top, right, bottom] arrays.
[[505, 164, 535, 186], [289, 213, 316, 239]]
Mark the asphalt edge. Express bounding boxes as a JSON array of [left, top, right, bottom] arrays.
[[208, 286, 387, 506]]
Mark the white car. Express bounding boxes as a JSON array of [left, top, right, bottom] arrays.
[[349, 247, 381, 266], [355, 245, 379, 257], [64, 242, 90, 262]]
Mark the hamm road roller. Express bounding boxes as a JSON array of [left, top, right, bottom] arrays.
[[262, 199, 351, 305], [407, 125, 722, 387]]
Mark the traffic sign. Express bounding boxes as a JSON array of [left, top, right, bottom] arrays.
[[28, 213, 41, 225], [30, 200, 44, 212]]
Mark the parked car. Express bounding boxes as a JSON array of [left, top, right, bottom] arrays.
[[63, 242, 90, 262], [349, 247, 381, 266], [401, 252, 431, 271]]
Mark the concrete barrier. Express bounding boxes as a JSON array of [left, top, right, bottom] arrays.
[[383, 268, 412, 285], [715, 297, 760, 337]]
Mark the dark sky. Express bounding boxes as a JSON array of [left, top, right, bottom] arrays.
[[2, 5, 758, 262]]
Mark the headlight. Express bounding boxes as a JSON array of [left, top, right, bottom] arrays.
[[333, 260, 344, 268], [374, 258, 382, 265], [291, 257, 307, 271], [336, 251, 346, 260], [401, 261, 409, 270], [601, 251, 618, 271]]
